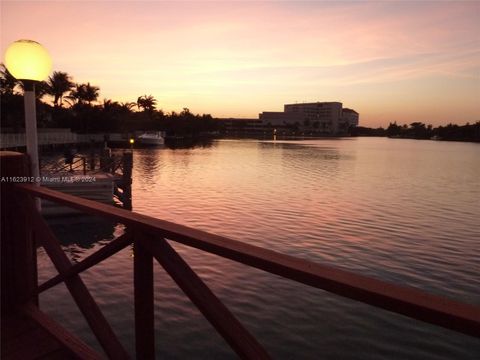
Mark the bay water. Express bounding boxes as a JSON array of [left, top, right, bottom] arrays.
[[39, 137, 480, 359]]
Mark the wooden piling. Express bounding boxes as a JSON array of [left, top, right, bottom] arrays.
[[121, 151, 133, 210], [100, 147, 112, 171], [0, 151, 38, 316]]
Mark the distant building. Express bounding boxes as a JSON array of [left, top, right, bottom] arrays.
[[215, 101, 359, 136], [342, 108, 359, 127], [259, 101, 359, 135], [258, 111, 303, 127], [215, 118, 263, 133]]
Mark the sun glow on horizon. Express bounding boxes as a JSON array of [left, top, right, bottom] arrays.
[[1, 1, 479, 127]]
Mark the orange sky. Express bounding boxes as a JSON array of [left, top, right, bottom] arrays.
[[1, 1, 479, 127]]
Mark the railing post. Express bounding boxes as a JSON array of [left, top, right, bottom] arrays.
[[100, 147, 111, 171], [134, 233, 155, 359], [0, 151, 38, 316], [121, 151, 133, 210]]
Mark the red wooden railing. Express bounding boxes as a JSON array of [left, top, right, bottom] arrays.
[[2, 152, 480, 359]]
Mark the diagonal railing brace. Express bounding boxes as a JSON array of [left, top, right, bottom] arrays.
[[138, 236, 272, 360]]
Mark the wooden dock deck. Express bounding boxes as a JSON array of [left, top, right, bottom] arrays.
[[39, 149, 133, 215], [41, 172, 117, 216]]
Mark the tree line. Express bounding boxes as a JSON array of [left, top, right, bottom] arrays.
[[1, 64, 218, 136], [351, 121, 480, 142]]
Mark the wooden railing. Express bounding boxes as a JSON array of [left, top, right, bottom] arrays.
[[1, 152, 480, 359], [39, 150, 133, 209], [41, 151, 126, 177], [41, 155, 89, 175]]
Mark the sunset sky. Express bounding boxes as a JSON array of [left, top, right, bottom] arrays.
[[1, 1, 479, 127]]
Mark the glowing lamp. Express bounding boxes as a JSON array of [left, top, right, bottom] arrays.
[[4, 39, 52, 81], [2, 39, 52, 210], [129, 138, 135, 144]]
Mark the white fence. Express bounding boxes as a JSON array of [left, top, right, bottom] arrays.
[[0, 131, 126, 149], [76, 133, 126, 143]]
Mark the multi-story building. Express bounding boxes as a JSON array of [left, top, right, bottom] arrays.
[[259, 101, 359, 135], [216, 102, 359, 135], [342, 108, 359, 127]]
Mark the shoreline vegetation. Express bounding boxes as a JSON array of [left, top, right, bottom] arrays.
[[351, 122, 480, 143], [1, 65, 218, 139], [2, 65, 479, 143]]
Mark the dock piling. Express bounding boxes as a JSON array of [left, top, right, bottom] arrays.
[[121, 151, 133, 210]]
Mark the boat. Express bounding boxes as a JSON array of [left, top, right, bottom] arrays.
[[136, 131, 165, 146]]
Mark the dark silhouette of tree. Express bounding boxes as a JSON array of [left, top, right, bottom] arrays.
[[83, 83, 100, 104], [386, 122, 402, 137], [406, 122, 430, 139], [120, 102, 136, 112], [101, 98, 120, 112], [350, 126, 386, 137], [0, 63, 20, 95], [45, 71, 74, 107], [68, 82, 100, 105], [137, 95, 157, 112], [0, 93, 23, 130]]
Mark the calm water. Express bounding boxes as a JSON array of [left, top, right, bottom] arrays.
[[39, 137, 480, 359]]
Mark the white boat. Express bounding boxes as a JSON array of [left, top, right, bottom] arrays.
[[137, 131, 165, 146]]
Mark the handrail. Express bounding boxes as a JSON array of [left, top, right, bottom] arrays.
[[36, 232, 133, 294], [140, 235, 270, 359], [25, 195, 130, 359], [15, 183, 480, 339], [41, 155, 87, 174], [41, 153, 124, 176]]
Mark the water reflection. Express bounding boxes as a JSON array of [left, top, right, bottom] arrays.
[[164, 137, 214, 149], [47, 215, 124, 262], [38, 138, 480, 359]]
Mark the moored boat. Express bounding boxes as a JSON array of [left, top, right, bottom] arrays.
[[137, 131, 165, 146]]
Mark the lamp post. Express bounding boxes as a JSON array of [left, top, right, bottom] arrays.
[[4, 40, 52, 187]]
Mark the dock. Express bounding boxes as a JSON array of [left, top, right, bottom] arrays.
[[0, 129, 131, 150], [1, 151, 479, 359], [40, 149, 133, 215]]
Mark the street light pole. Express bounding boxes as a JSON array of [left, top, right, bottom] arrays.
[[4, 39, 52, 210], [23, 80, 40, 181]]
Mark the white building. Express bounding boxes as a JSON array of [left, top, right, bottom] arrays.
[[342, 108, 359, 127], [259, 101, 359, 135]]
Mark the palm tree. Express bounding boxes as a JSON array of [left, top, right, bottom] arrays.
[[137, 95, 157, 112], [102, 98, 119, 112], [83, 82, 99, 105], [120, 102, 136, 113], [45, 71, 74, 107], [68, 82, 100, 105], [0, 63, 20, 95], [66, 83, 83, 106]]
